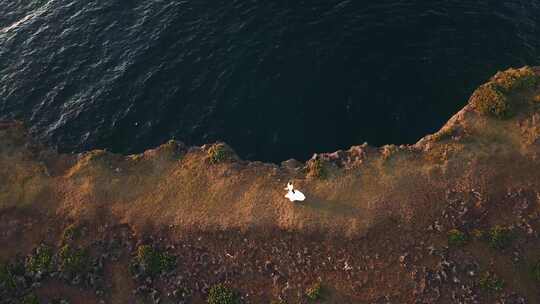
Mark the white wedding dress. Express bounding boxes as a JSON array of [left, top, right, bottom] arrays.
[[284, 182, 306, 202]]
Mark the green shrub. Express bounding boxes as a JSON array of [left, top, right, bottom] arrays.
[[135, 245, 176, 277], [531, 260, 540, 282], [62, 224, 80, 243], [471, 229, 484, 240], [493, 66, 538, 93], [58, 245, 89, 274], [0, 259, 25, 291], [310, 159, 327, 179], [0, 261, 13, 290], [432, 127, 456, 142], [21, 293, 40, 304], [479, 271, 504, 292], [471, 83, 510, 118], [208, 144, 228, 164], [448, 229, 468, 247], [26, 244, 53, 274], [487, 226, 513, 250], [306, 282, 322, 301], [207, 283, 237, 304]]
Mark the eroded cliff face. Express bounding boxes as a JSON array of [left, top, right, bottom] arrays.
[[2, 67, 540, 303]]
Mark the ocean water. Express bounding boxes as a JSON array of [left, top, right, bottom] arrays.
[[1, 0, 539, 162]]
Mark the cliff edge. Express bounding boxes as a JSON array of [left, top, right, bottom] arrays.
[[2, 66, 540, 303]]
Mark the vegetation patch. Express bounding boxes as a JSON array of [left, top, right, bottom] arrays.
[[470, 83, 511, 119], [208, 143, 229, 164], [26, 244, 54, 274], [472, 67, 539, 118], [530, 260, 540, 282], [381, 145, 399, 161], [207, 283, 238, 304], [309, 159, 327, 179], [447, 229, 468, 247], [487, 225, 513, 250], [133, 245, 176, 277], [479, 271, 504, 292], [493, 66, 538, 93], [471, 228, 484, 240], [0, 261, 14, 291], [21, 293, 40, 304], [306, 282, 323, 301], [0, 259, 25, 292], [58, 245, 90, 275], [61, 224, 80, 243]]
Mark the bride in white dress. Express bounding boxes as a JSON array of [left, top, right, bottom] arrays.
[[284, 182, 306, 202]]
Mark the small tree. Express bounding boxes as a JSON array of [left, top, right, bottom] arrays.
[[207, 283, 237, 304], [447, 229, 468, 247], [306, 282, 322, 301]]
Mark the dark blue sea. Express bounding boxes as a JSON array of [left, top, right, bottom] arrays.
[[1, 0, 539, 162]]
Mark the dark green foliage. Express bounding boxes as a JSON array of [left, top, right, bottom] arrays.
[[62, 224, 80, 243], [471, 229, 484, 240], [471, 83, 510, 119], [447, 229, 468, 247], [0, 259, 25, 291], [207, 284, 238, 304], [487, 226, 513, 250], [135, 245, 176, 277], [479, 271, 504, 292], [306, 282, 322, 301], [26, 244, 53, 274], [21, 293, 40, 304], [58, 245, 89, 274], [531, 260, 540, 282], [494, 66, 539, 93], [311, 159, 327, 179], [0, 261, 12, 290], [208, 144, 228, 164], [472, 67, 539, 119]]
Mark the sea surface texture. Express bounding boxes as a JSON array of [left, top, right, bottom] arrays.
[[1, 0, 539, 162]]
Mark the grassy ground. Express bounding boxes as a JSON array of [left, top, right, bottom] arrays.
[[1, 66, 540, 303]]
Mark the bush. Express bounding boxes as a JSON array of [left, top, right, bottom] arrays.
[[479, 271, 504, 292], [493, 66, 538, 93], [471, 229, 484, 240], [448, 229, 468, 247], [21, 293, 40, 304], [207, 283, 237, 304], [531, 260, 540, 282], [487, 226, 513, 250], [0, 261, 12, 290], [306, 282, 322, 301], [135, 245, 176, 277], [208, 144, 228, 164], [310, 159, 327, 179], [62, 224, 80, 243], [58, 245, 89, 274], [0, 259, 25, 291], [26, 244, 53, 274], [471, 83, 510, 118]]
